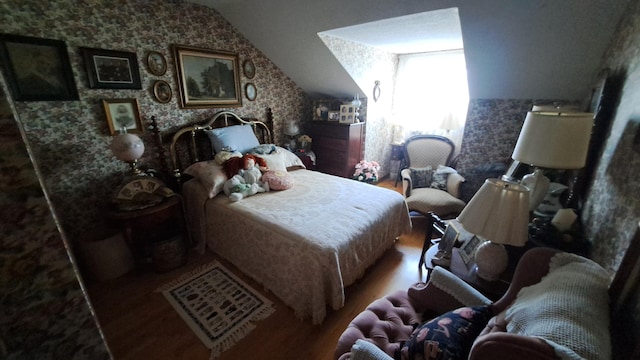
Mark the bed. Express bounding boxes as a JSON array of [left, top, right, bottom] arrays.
[[170, 110, 412, 324]]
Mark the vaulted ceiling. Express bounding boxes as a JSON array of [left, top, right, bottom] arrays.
[[189, 0, 629, 101]]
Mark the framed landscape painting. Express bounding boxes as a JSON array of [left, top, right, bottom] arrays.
[[0, 34, 78, 101], [81, 47, 141, 89], [172, 44, 241, 108]]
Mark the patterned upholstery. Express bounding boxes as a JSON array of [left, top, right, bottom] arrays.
[[401, 135, 466, 219]]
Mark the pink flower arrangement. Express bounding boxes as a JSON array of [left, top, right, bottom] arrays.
[[353, 160, 380, 183]]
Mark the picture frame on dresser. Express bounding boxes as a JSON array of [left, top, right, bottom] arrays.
[[172, 44, 242, 108], [80, 47, 142, 89], [0, 33, 78, 101]]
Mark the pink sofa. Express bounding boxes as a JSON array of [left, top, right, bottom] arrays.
[[335, 247, 612, 360]]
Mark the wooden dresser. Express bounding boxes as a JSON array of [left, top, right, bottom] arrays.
[[310, 122, 364, 178]]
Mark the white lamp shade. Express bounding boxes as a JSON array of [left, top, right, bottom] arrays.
[[110, 133, 144, 162], [512, 111, 594, 169], [457, 178, 530, 247], [284, 120, 300, 136]]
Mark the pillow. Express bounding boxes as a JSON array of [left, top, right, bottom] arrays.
[[249, 146, 306, 172], [183, 160, 228, 198], [205, 125, 260, 154], [214, 150, 242, 165], [409, 167, 433, 189], [250, 144, 277, 154], [396, 305, 493, 360], [261, 170, 294, 190], [430, 173, 449, 191]]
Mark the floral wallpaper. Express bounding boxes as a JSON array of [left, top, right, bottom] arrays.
[[0, 88, 110, 358], [0, 0, 308, 248], [581, 0, 640, 274]]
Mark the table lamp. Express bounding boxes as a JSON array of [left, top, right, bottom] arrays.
[[511, 111, 593, 211], [457, 178, 530, 281], [110, 131, 145, 175], [283, 119, 300, 150]]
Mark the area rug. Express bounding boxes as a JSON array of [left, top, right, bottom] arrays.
[[156, 261, 275, 358]]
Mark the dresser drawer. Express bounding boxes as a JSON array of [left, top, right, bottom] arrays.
[[315, 137, 347, 150], [311, 123, 349, 139]]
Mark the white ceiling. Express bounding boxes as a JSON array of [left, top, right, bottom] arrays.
[[189, 0, 630, 100]]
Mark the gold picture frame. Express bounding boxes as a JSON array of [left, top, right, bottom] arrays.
[[153, 80, 172, 104], [146, 51, 167, 76], [172, 44, 241, 108], [102, 98, 143, 135]]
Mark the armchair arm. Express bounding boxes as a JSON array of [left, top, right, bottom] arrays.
[[470, 332, 558, 360], [401, 168, 412, 197], [446, 172, 465, 198], [408, 267, 491, 315]]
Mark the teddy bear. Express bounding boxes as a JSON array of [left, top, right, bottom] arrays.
[[223, 154, 270, 194], [222, 174, 266, 202]]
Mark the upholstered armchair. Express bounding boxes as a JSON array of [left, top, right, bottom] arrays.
[[335, 247, 613, 360], [400, 135, 466, 219]]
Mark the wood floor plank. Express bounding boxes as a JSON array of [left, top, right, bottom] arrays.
[[87, 179, 429, 360]]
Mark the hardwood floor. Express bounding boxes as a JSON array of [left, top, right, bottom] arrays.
[[86, 179, 430, 360]]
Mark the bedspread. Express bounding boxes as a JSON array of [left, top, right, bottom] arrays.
[[183, 169, 412, 324]]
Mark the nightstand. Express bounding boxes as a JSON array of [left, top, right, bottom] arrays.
[[294, 149, 316, 170], [106, 195, 189, 272]]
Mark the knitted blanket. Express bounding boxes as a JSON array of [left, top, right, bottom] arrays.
[[505, 253, 611, 360]]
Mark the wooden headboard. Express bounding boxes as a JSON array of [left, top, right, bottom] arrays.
[[169, 110, 272, 181]]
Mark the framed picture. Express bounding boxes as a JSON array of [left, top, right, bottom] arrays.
[[328, 111, 339, 121], [0, 34, 78, 101], [146, 51, 167, 76], [153, 80, 172, 104], [243, 59, 255, 79], [80, 47, 141, 89], [313, 99, 342, 121], [339, 104, 356, 124], [459, 235, 481, 265], [245, 83, 257, 101], [172, 44, 241, 108], [438, 223, 460, 257], [102, 98, 143, 135]]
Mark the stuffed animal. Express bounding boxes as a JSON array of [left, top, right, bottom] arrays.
[[239, 155, 270, 192], [223, 153, 268, 178], [222, 174, 266, 202]]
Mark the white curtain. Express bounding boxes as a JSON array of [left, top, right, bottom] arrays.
[[392, 50, 469, 153]]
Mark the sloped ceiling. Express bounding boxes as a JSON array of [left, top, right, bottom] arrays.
[[189, 0, 629, 100]]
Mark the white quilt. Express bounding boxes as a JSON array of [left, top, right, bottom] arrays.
[[183, 169, 412, 324]]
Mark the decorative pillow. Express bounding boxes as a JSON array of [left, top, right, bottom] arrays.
[[251, 144, 277, 155], [205, 125, 260, 154], [430, 173, 449, 191], [261, 170, 294, 190], [249, 146, 305, 171], [396, 305, 493, 360], [255, 152, 288, 172], [410, 167, 433, 189], [183, 160, 228, 198]]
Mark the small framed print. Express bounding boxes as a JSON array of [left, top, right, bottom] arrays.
[[245, 82, 257, 101], [243, 59, 255, 79], [146, 51, 167, 76], [81, 47, 141, 89], [328, 111, 339, 121], [0, 34, 78, 101], [102, 98, 143, 135], [153, 80, 172, 103], [459, 235, 481, 265], [339, 104, 356, 124], [438, 224, 460, 257]]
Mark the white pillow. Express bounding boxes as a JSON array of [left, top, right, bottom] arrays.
[[205, 125, 260, 154], [249, 146, 305, 172], [183, 160, 228, 198]]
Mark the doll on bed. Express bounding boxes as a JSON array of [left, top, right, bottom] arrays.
[[222, 154, 270, 200]]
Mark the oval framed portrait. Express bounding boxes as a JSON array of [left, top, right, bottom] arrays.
[[243, 59, 256, 79], [147, 51, 167, 76], [153, 80, 172, 103], [245, 83, 257, 101]]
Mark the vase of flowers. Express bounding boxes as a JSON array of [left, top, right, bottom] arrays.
[[353, 160, 380, 183]]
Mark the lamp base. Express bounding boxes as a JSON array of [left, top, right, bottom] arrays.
[[474, 241, 508, 282]]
